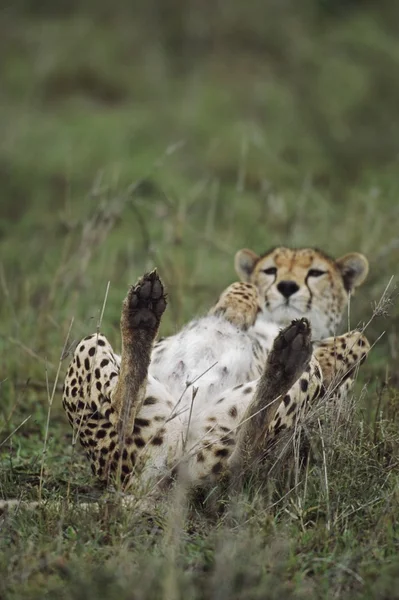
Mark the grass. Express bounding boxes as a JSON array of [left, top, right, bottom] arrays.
[[1, 4, 399, 598]]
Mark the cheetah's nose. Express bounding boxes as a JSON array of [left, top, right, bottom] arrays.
[[277, 280, 300, 298]]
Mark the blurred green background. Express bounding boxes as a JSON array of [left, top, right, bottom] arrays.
[[1, 3, 399, 598]]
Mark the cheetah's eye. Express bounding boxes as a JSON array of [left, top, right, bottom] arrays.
[[308, 269, 326, 278], [262, 267, 277, 276]]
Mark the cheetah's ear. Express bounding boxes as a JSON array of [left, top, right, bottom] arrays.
[[235, 248, 259, 282], [335, 253, 369, 292]]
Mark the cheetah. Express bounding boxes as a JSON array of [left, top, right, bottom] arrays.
[[62, 260, 370, 493]]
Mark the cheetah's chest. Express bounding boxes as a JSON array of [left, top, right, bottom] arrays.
[[148, 316, 277, 411]]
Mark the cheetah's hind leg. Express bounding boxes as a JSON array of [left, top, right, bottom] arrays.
[[230, 318, 313, 468], [313, 330, 370, 401], [112, 270, 167, 440], [62, 270, 167, 485]]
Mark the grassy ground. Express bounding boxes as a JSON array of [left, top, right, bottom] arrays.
[[1, 6, 399, 599]]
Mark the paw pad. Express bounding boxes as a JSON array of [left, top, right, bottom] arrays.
[[123, 270, 167, 331]]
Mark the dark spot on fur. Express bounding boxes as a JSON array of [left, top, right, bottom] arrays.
[[135, 418, 150, 428], [151, 436, 163, 445], [96, 429, 106, 439], [88, 346, 96, 357], [71, 387, 78, 398], [229, 406, 238, 418], [76, 356, 81, 369], [95, 368, 101, 379], [100, 358, 109, 368], [243, 386, 253, 394], [287, 402, 297, 416], [134, 437, 146, 448], [144, 396, 157, 406], [233, 384, 243, 391], [220, 425, 230, 432], [215, 447, 229, 458], [283, 394, 290, 407], [84, 358, 90, 371], [300, 379, 308, 393], [216, 397, 225, 404], [96, 382, 102, 391], [212, 462, 223, 475], [197, 451, 205, 462]]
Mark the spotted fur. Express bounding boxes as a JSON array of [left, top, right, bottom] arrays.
[[61, 265, 370, 492]]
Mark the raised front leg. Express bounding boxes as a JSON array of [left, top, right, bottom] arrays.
[[112, 270, 167, 439], [208, 282, 261, 330]]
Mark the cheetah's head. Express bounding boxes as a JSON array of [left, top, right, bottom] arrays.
[[235, 247, 368, 340]]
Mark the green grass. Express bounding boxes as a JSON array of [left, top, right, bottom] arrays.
[[1, 5, 399, 599]]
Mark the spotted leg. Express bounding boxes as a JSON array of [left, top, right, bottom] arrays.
[[313, 329, 370, 401], [112, 270, 167, 438], [62, 270, 167, 486], [230, 318, 313, 468]]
